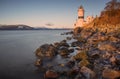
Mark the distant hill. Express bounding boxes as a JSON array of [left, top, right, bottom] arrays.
[[0, 25, 71, 30], [0, 25, 34, 30]]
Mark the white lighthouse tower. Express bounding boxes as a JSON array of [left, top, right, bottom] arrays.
[[74, 5, 94, 28], [74, 5, 85, 28], [78, 5, 84, 21]]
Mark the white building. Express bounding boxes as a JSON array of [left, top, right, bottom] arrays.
[[74, 6, 94, 28]]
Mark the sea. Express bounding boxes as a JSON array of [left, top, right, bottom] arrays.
[[0, 30, 70, 79]]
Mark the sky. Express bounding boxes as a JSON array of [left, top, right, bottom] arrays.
[[0, 0, 111, 28]]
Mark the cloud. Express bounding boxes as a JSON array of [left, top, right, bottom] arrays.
[[45, 23, 54, 26]]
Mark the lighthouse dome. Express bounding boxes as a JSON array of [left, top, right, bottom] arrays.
[[79, 5, 84, 9]]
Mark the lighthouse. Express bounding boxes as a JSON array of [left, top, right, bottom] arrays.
[[78, 5, 84, 21], [74, 5, 94, 28], [74, 5, 85, 28]]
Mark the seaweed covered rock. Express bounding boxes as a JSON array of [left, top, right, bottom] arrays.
[[78, 59, 90, 67], [58, 46, 70, 57], [66, 37, 72, 40], [73, 51, 88, 61], [71, 41, 82, 47], [35, 59, 42, 67], [35, 44, 57, 58], [54, 40, 69, 49]]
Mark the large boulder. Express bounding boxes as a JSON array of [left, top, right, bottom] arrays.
[[73, 51, 88, 61], [98, 42, 116, 51], [54, 40, 69, 49], [35, 44, 57, 58], [58, 46, 69, 57], [78, 59, 90, 67], [87, 32, 107, 44], [76, 36, 86, 43], [44, 70, 59, 79], [88, 48, 101, 59], [74, 27, 82, 35], [71, 41, 83, 47], [80, 28, 95, 39], [102, 69, 120, 79], [109, 36, 120, 43], [80, 66, 96, 79]]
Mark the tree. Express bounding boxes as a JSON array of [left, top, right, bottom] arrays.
[[103, 0, 120, 16], [104, 0, 118, 11]]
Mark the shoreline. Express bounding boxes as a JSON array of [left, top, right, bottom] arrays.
[[35, 25, 120, 79]]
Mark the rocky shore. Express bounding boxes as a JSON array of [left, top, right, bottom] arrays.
[[34, 1, 120, 78], [34, 23, 120, 79]]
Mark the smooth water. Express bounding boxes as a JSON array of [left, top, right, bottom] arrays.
[[0, 30, 69, 79]]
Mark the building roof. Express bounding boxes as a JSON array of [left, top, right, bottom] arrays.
[[79, 5, 84, 9]]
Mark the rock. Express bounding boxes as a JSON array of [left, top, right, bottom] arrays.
[[59, 63, 65, 67], [80, 29, 94, 39], [44, 70, 59, 79], [66, 37, 72, 40], [74, 73, 83, 79], [80, 66, 96, 79], [115, 54, 120, 65], [98, 42, 116, 51], [115, 54, 120, 61], [35, 44, 57, 57], [78, 59, 90, 67], [75, 47, 81, 50], [73, 51, 88, 61], [102, 69, 120, 79], [102, 51, 111, 59], [74, 27, 82, 35], [35, 59, 42, 67], [58, 47, 69, 57], [109, 36, 120, 43], [67, 68, 79, 78], [114, 41, 120, 51], [93, 62, 104, 79], [76, 36, 86, 43], [68, 48, 74, 53], [87, 32, 107, 44], [61, 40, 66, 43], [71, 41, 82, 47], [110, 56, 116, 64], [66, 60, 75, 68], [61, 31, 73, 35], [88, 48, 101, 59], [54, 40, 69, 49]]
